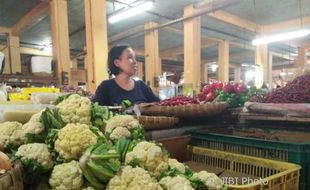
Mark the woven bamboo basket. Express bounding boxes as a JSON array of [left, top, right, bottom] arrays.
[[140, 102, 227, 118], [134, 116, 179, 130], [0, 163, 24, 190]]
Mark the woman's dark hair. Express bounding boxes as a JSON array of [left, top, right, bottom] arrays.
[[108, 45, 130, 75]]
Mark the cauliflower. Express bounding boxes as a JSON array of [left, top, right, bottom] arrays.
[[10, 111, 45, 144], [55, 123, 97, 161], [106, 165, 163, 190], [159, 176, 194, 190], [21, 111, 44, 135], [56, 94, 91, 124], [125, 141, 168, 177], [168, 158, 186, 174], [192, 171, 224, 190], [49, 160, 83, 190], [105, 115, 144, 141], [0, 121, 23, 147], [15, 143, 53, 169]]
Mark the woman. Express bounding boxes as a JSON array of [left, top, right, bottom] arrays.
[[92, 45, 160, 106]]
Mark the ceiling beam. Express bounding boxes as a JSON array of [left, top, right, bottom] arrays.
[[207, 10, 260, 33], [0, 27, 10, 34], [10, 1, 50, 35], [20, 47, 52, 56], [108, 24, 144, 44], [160, 40, 217, 58], [261, 16, 310, 34]]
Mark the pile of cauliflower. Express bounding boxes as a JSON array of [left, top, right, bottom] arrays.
[[0, 94, 226, 190]]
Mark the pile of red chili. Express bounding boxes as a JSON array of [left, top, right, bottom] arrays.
[[159, 96, 200, 106], [253, 75, 310, 103]]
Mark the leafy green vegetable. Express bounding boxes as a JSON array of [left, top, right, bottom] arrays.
[[79, 142, 122, 188], [53, 93, 73, 105], [91, 103, 113, 129]]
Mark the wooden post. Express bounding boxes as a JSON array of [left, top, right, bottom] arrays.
[[84, 0, 109, 93], [268, 53, 273, 88], [137, 61, 144, 80], [144, 21, 161, 92], [255, 44, 268, 88], [50, 0, 71, 85], [200, 64, 208, 83], [8, 36, 21, 74], [234, 67, 241, 82], [218, 40, 229, 82], [0, 45, 11, 74], [184, 5, 201, 93], [295, 47, 307, 68]]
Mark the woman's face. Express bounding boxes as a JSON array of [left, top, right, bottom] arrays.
[[115, 48, 137, 76]]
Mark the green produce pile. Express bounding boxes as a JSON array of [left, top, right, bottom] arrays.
[[0, 94, 227, 190]]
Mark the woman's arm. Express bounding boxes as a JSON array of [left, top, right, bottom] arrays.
[[140, 81, 160, 102]]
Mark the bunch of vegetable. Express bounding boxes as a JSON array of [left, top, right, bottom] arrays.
[[159, 96, 200, 106], [1, 93, 227, 190], [250, 74, 310, 103], [198, 81, 264, 108]]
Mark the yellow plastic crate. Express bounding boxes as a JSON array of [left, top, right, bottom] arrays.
[[187, 146, 301, 190]]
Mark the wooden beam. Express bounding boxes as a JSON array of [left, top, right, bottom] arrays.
[[50, 0, 71, 85], [11, 2, 50, 35], [109, 24, 144, 45], [184, 4, 201, 93], [208, 10, 260, 32], [295, 47, 307, 68], [144, 21, 161, 91], [20, 47, 52, 56], [0, 45, 11, 74], [218, 40, 229, 82], [0, 27, 10, 34], [262, 16, 310, 34], [200, 64, 208, 83], [84, 0, 109, 93], [137, 61, 144, 79], [160, 40, 217, 59], [234, 67, 241, 82], [8, 36, 21, 74], [255, 44, 269, 88]]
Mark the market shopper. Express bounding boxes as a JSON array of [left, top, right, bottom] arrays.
[[92, 45, 160, 106]]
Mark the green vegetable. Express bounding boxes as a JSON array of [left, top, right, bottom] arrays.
[[121, 99, 132, 109], [91, 103, 113, 129], [53, 93, 73, 105], [79, 140, 129, 188]]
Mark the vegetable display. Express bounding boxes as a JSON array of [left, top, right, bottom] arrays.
[[159, 96, 199, 106], [250, 74, 310, 103], [199, 81, 264, 108], [0, 93, 226, 190]]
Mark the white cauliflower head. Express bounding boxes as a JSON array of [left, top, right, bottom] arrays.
[[0, 121, 23, 147], [10, 111, 45, 144], [15, 143, 53, 169], [21, 111, 44, 135], [159, 175, 194, 190], [105, 115, 143, 141], [125, 141, 168, 177], [56, 94, 91, 125], [106, 165, 163, 190], [55, 123, 97, 161], [192, 171, 224, 190], [49, 160, 83, 190], [168, 158, 186, 174]]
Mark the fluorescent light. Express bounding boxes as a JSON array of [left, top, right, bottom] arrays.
[[252, 29, 310, 45], [108, 1, 153, 23], [288, 72, 294, 75]]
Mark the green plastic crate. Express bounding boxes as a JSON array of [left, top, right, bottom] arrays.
[[188, 130, 310, 190]]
